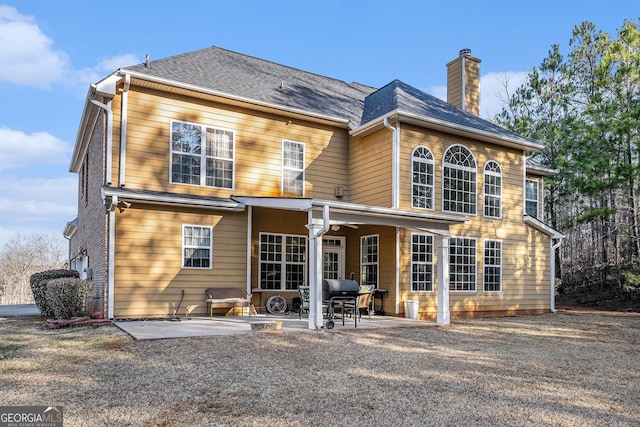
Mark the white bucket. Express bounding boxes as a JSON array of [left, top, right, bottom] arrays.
[[404, 300, 419, 319]]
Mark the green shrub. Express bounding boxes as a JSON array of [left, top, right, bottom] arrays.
[[30, 269, 80, 317], [45, 278, 93, 320]]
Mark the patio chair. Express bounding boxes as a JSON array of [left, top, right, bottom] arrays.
[[345, 285, 375, 321], [297, 286, 327, 319]]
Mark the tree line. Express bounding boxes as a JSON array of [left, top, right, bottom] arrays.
[[496, 19, 640, 288], [0, 234, 67, 304]]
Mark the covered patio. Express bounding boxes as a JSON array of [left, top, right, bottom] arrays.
[[233, 197, 469, 329]]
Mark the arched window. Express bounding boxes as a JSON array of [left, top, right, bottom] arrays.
[[483, 161, 502, 218], [443, 145, 477, 214], [412, 146, 434, 209]]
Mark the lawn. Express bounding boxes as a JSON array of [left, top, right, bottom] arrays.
[[1, 311, 639, 426]]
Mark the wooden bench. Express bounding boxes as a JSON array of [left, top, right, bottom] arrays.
[[204, 287, 252, 317]]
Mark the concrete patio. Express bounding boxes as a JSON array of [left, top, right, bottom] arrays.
[[114, 313, 428, 340]]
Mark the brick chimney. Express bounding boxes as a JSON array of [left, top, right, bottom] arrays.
[[446, 48, 481, 116]]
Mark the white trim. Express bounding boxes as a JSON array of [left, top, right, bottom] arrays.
[[119, 74, 130, 186], [258, 232, 307, 291], [525, 178, 539, 218], [410, 232, 435, 293], [350, 110, 544, 152], [483, 239, 502, 293], [442, 144, 478, 215], [523, 214, 564, 239], [360, 234, 379, 288], [281, 139, 305, 197], [169, 119, 236, 190], [411, 146, 435, 210], [181, 224, 213, 269], [483, 160, 502, 219], [246, 206, 253, 297], [449, 236, 478, 292], [118, 69, 351, 126]]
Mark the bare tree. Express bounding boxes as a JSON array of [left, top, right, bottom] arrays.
[[0, 234, 67, 304]]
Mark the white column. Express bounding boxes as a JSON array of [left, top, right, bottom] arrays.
[[436, 235, 450, 324], [307, 224, 324, 330]]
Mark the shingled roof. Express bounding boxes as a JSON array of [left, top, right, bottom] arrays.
[[123, 46, 376, 124], [121, 46, 530, 144]]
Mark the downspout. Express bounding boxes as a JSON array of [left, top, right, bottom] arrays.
[[107, 195, 117, 319], [550, 238, 562, 313], [307, 204, 330, 329], [119, 74, 131, 187], [383, 117, 400, 209], [89, 96, 113, 186]]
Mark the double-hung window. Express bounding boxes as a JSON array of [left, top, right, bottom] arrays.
[[484, 240, 502, 292], [525, 179, 539, 218], [259, 233, 306, 290], [282, 140, 305, 196], [484, 161, 502, 218], [449, 237, 476, 291], [411, 233, 433, 291], [412, 146, 434, 209], [443, 145, 477, 214], [182, 225, 212, 269], [171, 120, 234, 188], [361, 235, 379, 288]]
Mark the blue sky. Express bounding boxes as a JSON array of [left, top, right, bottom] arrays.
[[0, 1, 634, 249]]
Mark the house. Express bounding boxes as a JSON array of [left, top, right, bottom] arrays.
[[64, 46, 563, 328]]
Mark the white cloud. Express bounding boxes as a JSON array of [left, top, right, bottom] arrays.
[[0, 5, 70, 88], [69, 54, 142, 90], [0, 175, 76, 233], [429, 71, 528, 119], [0, 127, 71, 171]]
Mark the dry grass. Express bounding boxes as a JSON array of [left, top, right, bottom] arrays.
[[1, 312, 639, 426]]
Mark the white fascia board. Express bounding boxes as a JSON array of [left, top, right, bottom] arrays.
[[350, 109, 543, 153], [103, 188, 245, 211], [230, 196, 313, 211], [118, 69, 350, 126], [526, 164, 557, 176], [523, 214, 564, 239]]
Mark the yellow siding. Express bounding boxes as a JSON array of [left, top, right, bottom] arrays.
[[113, 205, 247, 318], [116, 87, 349, 200], [349, 128, 393, 206]]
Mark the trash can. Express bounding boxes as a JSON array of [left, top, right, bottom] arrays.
[[404, 300, 419, 319]]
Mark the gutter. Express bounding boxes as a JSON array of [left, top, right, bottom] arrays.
[[383, 117, 400, 209], [118, 69, 351, 126], [89, 95, 114, 185], [550, 238, 562, 313], [351, 109, 544, 153]]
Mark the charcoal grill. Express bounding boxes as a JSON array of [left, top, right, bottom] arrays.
[[323, 279, 360, 329]]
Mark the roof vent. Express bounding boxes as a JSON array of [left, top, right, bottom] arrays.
[[459, 48, 472, 57], [145, 54, 150, 68]]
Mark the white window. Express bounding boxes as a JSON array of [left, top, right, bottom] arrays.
[[182, 225, 212, 269], [449, 237, 476, 291], [412, 146, 434, 209], [484, 240, 502, 292], [259, 233, 306, 290], [171, 120, 234, 188], [525, 179, 539, 218], [443, 145, 477, 214], [361, 235, 378, 288], [411, 233, 433, 291], [484, 161, 502, 218], [282, 140, 305, 196]]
